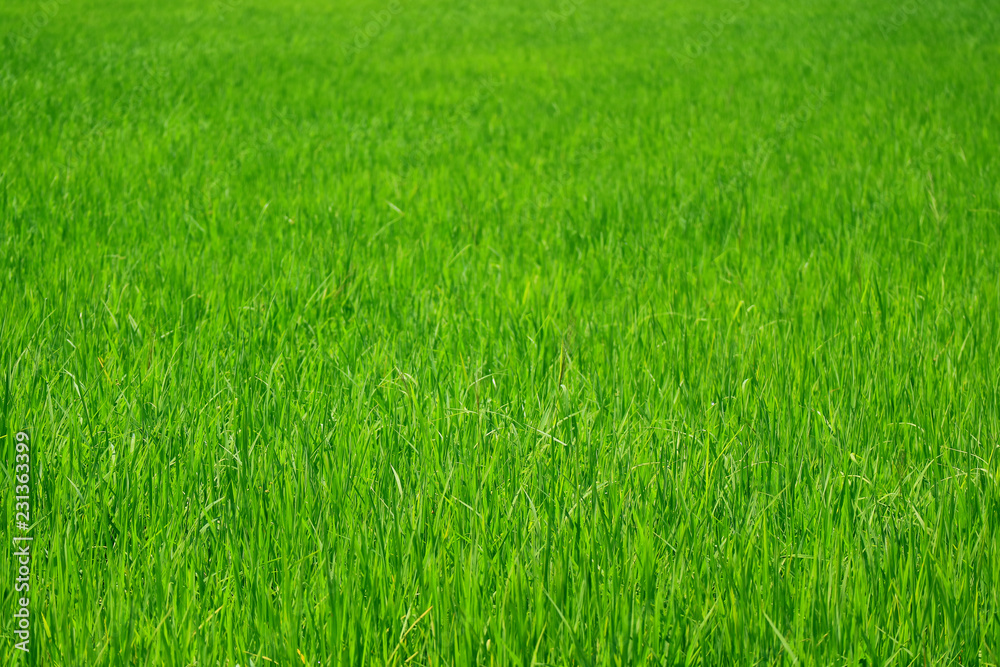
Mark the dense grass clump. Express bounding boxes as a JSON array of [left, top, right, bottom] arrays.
[[2, 0, 999, 664]]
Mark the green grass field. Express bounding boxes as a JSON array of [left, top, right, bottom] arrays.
[[2, 0, 999, 664]]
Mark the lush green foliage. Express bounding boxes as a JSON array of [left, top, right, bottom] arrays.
[[2, 0, 999, 664]]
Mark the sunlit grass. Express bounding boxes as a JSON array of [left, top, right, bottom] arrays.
[[1, 0, 999, 664]]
